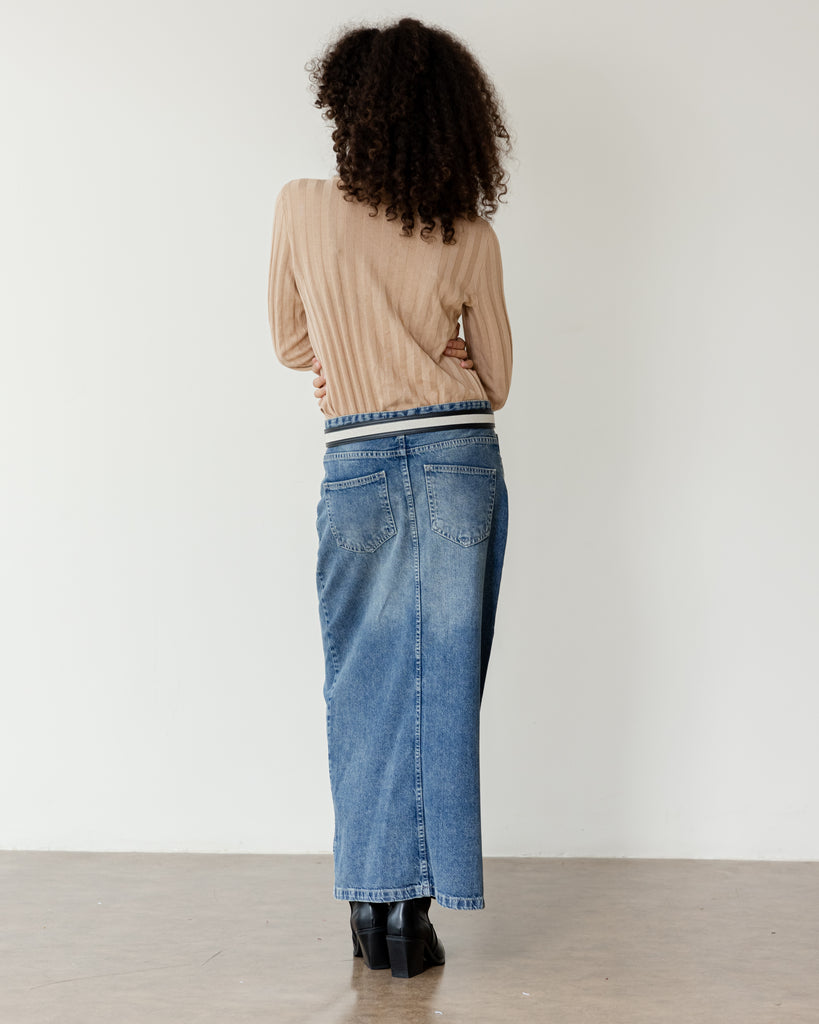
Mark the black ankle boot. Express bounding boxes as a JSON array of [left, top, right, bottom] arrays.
[[385, 897, 446, 978], [349, 901, 391, 969]]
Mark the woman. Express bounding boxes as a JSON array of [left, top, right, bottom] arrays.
[[267, 17, 513, 978]]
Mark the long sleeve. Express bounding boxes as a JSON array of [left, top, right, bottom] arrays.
[[461, 226, 514, 411], [267, 184, 315, 370]]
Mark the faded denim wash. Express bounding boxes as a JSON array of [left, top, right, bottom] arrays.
[[315, 400, 509, 910]]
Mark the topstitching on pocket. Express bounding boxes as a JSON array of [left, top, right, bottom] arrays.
[[323, 470, 397, 552], [423, 464, 497, 547]]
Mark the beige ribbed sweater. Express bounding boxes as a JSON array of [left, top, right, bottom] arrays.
[[267, 176, 513, 419]]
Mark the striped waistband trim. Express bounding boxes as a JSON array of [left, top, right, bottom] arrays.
[[324, 410, 496, 447]]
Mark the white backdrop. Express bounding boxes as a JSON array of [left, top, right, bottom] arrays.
[[1, 0, 817, 858]]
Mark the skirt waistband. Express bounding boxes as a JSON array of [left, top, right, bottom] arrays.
[[324, 405, 495, 448]]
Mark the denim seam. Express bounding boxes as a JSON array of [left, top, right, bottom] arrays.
[[399, 441, 431, 891], [333, 885, 485, 910], [316, 563, 341, 859], [324, 399, 492, 430], [316, 568, 341, 704], [324, 436, 499, 460]]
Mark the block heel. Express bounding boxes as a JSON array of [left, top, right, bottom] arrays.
[[385, 897, 446, 979], [352, 925, 390, 969], [386, 934, 426, 978]]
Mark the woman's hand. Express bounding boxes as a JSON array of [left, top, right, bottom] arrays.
[[310, 327, 474, 407], [444, 321, 474, 368], [312, 356, 327, 403]]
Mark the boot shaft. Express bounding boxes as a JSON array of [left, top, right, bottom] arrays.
[[349, 900, 390, 932], [386, 897, 433, 938]]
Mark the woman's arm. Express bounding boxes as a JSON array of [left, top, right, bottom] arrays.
[[310, 329, 474, 406], [268, 184, 316, 371], [461, 226, 513, 410]]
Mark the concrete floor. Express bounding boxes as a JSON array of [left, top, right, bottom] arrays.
[[1, 853, 817, 1023]]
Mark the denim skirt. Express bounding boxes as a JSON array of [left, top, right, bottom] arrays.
[[315, 400, 509, 910]]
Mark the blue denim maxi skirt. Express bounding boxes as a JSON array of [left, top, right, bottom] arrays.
[[315, 400, 509, 910]]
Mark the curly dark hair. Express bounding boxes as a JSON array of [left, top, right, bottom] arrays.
[[305, 17, 513, 244]]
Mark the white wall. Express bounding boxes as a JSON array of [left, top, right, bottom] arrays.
[[1, 0, 817, 858]]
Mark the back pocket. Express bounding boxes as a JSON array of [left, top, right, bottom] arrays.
[[423, 464, 497, 547], [323, 470, 397, 552]]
